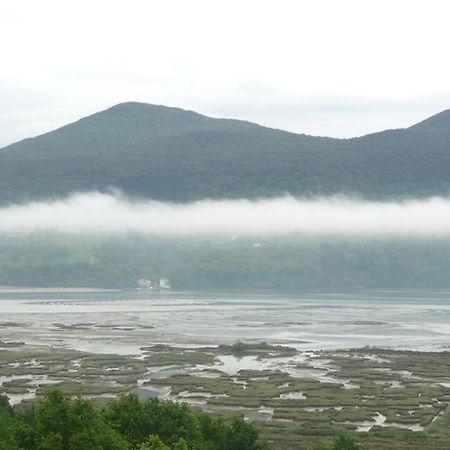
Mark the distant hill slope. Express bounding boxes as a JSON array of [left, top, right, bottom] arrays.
[[1, 102, 450, 203]]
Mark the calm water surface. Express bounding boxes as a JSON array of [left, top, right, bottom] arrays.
[[0, 290, 449, 354]]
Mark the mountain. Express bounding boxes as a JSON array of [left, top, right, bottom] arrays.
[[1, 102, 450, 204]]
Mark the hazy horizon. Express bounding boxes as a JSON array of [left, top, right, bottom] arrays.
[[2, 0, 450, 146]]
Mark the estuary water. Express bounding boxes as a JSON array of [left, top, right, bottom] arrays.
[[0, 289, 450, 354]]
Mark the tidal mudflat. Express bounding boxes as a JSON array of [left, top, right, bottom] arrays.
[[1, 290, 450, 449]]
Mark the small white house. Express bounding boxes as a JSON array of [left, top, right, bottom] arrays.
[[137, 278, 153, 289], [160, 277, 171, 289]]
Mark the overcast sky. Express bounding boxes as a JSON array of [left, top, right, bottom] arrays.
[[1, 0, 450, 147]]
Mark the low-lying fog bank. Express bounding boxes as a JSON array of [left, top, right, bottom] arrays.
[[1, 192, 450, 289], [1, 192, 450, 235]]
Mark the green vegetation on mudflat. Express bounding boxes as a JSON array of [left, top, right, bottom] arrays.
[[144, 351, 216, 366], [1, 342, 450, 449], [217, 341, 298, 358], [145, 347, 450, 449]]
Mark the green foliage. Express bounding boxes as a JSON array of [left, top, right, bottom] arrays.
[[229, 341, 247, 355], [426, 405, 450, 433], [105, 393, 204, 447], [16, 390, 128, 450], [0, 408, 19, 450], [173, 438, 189, 450], [225, 417, 265, 450], [137, 435, 170, 450], [0, 390, 266, 450], [137, 436, 190, 450], [0, 393, 14, 417], [4, 233, 450, 290], [36, 433, 63, 450], [104, 393, 266, 450], [311, 431, 362, 450], [330, 432, 361, 450], [1, 102, 450, 205]]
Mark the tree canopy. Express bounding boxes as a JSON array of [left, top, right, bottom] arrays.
[[0, 391, 268, 450], [2, 102, 450, 204]]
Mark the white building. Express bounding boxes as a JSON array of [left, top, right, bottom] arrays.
[[160, 277, 171, 289], [137, 278, 153, 289]]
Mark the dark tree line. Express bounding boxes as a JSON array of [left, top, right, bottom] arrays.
[[0, 390, 268, 450]]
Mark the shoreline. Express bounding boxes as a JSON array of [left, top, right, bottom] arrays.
[[0, 286, 117, 294]]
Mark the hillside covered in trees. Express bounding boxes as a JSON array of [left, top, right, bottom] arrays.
[[1, 103, 450, 204], [2, 233, 450, 290]]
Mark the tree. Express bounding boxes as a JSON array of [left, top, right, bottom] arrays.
[[7, 390, 267, 450], [0, 394, 14, 417], [331, 432, 361, 450], [0, 409, 19, 450], [103, 394, 203, 448], [311, 431, 362, 450], [173, 438, 189, 450], [137, 435, 170, 450], [224, 417, 267, 450], [20, 390, 127, 450]]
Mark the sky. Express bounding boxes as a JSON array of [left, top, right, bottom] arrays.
[[1, 0, 450, 147]]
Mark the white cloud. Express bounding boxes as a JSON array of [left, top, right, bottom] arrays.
[[2, 192, 450, 235]]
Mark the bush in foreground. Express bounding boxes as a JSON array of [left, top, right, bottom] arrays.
[[0, 390, 268, 450]]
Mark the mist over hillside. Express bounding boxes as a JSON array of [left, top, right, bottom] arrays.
[[2, 230, 450, 290], [2, 103, 450, 290], [1, 102, 450, 204], [1, 192, 450, 235], [0, 193, 448, 289]]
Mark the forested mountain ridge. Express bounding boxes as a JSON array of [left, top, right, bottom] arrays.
[[1, 102, 450, 204]]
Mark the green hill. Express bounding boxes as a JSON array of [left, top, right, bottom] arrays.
[[1, 102, 450, 203]]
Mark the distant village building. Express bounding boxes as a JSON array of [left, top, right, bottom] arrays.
[[137, 277, 171, 289], [137, 278, 153, 289], [160, 277, 171, 289]]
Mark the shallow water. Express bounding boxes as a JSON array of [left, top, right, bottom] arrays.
[[1, 289, 450, 353]]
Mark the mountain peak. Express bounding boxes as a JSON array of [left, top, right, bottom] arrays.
[[101, 101, 202, 118], [410, 109, 450, 131], [84, 101, 207, 129], [1, 104, 450, 205]]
